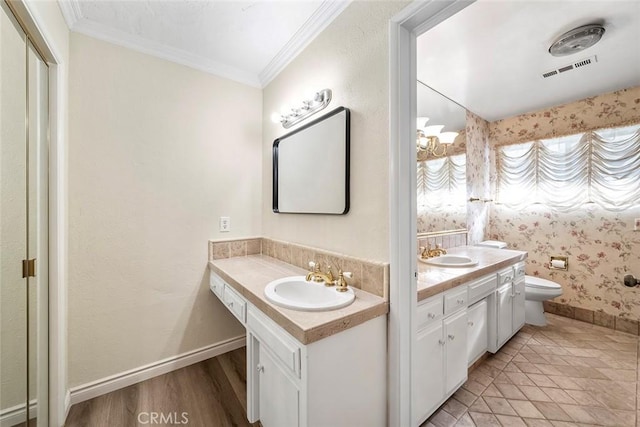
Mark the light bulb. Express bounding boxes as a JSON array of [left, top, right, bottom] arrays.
[[270, 112, 282, 123], [417, 117, 430, 130], [439, 132, 458, 144], [304, 88, 318, 102], [280, 104, 291, 116], [423, 125, 444, 137]]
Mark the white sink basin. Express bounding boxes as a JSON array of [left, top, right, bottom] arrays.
[[419, 254, 478, 268], [264, 276, 355, 312]]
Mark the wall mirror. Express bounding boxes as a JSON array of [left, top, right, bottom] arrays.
[[273, 107, 350, 214], [416, 82, 468, 234]]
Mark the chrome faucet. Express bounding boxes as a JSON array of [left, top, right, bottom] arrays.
[[305, 261, 335, 286]]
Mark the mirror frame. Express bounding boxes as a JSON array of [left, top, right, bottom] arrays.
[[272, 106, 351, 215]]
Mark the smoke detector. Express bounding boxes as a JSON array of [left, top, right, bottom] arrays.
[[549, 24, 605, 57]]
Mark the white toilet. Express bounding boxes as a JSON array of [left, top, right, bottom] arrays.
[[476, 240, 563, 326]]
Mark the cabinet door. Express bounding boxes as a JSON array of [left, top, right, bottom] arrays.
[[258, 346, 299, 427], [513, 280, 526, 331], [444, 310, 468, 394], [497, 284, 513, 348], [413, 321, 444, 424], [467, 300, 488, 365]]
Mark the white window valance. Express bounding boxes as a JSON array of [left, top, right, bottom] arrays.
[[417, 154, 466, 209], [497, 124, 640, 211]]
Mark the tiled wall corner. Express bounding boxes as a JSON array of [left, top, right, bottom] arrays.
[[543, 301, 640, 336], [417, 230, 468, 255], [261, 238, 389, 299], [208, 237, 262, 260]]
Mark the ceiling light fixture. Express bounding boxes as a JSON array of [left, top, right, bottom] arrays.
[[416, 123, 457, 157], [271, 88, 332, 129], [548, 24, 605, 57]]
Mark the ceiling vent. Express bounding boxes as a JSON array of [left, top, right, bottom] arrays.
[[541, 55, 597, 79]]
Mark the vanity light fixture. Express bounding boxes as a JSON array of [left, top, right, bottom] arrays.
[[271, 88, 332, 129], [416, 123, 458, 157]]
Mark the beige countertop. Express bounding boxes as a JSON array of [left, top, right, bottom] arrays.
[[417, 246, 528, 302], [208, 255, 388, 345]]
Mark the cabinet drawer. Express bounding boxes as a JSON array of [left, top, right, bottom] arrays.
[[497, 267, 515, 286], [248, 308, 300, 377], [515, 262, 526, 281], [417, 295, 443, 330], [209, 271, 225, 300], [444, 286, 468, 315], [468, 275, 497, 305], [223, 285, 246, 324]]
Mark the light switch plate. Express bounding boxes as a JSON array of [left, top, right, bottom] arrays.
[[635, 218, 640, 231], [219, 216, 230, 232]]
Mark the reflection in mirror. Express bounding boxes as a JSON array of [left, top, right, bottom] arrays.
[[416, 82, 467, 233]]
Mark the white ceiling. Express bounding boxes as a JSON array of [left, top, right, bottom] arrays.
[[417, 0, 640, 122], [58, 0, 351, 87], [417, 82, 467, 133]]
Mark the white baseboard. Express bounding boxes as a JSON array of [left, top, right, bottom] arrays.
[[69, 335, 245, 405], [0, 399, 37, 427]]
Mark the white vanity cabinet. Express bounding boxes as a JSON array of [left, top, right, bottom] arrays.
[[414, 289, 468, 426], [415, 258, 526, 425], [209, 270, 386, 427], [467, 299, 488, 365], [493, 262, 526, 350]]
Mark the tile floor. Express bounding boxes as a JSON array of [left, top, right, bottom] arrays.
[[422, 313, 639, 427]]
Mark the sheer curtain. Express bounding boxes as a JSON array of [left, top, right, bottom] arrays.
[[497, 124, 640, 211], [417, 154, 466, 209]]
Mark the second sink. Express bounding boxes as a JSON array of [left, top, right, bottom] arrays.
[[419, 254, 478, 268], [264, 276, 355, 311]]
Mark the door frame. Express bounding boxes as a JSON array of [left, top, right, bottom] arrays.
[[387, 1, 475, 425], [4, 1, 68, 425]]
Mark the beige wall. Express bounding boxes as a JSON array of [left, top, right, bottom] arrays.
[[489, 86, 640, 322], [68, 33, 262, 386], [262, 1, 408, 262]]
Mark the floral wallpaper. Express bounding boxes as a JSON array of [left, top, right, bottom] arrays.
[[490, 86, 640, 147], [490, 204, 640, 321], [417, 205, 466, 233], [489, 85, 640, 322], [466, 111, 491, 245]]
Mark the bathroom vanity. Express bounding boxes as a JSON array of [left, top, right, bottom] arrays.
[[414, 246, 527, 425], [208, 255, 388, 427]]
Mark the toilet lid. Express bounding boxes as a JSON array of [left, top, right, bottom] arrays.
[[525, 275, 562, 290]]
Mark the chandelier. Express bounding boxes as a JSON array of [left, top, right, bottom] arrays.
[[416, 117, 458, 157]]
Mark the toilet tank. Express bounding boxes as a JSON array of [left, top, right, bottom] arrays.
[[476, 240, 508, 249]]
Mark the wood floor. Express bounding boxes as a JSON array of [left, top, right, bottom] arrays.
[[65, 347, 259, 427]]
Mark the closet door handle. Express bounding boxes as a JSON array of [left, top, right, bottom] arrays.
[[448, 334, 455, 341], [257, 364, 264, 373]]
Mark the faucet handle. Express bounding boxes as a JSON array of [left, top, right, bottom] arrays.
[[335, 270, 351, 292], [308, 261, 321, 272]]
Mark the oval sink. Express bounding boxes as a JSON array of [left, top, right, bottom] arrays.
[[419, 254, 478, 268], [264, 276, 355, 312]]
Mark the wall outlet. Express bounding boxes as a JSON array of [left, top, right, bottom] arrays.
[[635, 218, 640, 231], [219, 216, 230, 232]]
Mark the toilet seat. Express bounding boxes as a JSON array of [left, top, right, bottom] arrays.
[[525, 275, 561, 290]]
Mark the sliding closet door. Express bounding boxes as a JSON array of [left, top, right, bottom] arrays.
[[1, 2, 49, 425], [0, 2, 29, 425], [27, 40, 49, 426]]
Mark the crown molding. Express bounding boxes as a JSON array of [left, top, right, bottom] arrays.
[[57, 0, 82, 30], [57, 0, 350, 89], [69, 16, 262, 87], [258, 0, 352, 87]]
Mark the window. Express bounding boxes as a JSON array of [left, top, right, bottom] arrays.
[[497, 124, 640, 211], [417, 154, 466, 209]]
